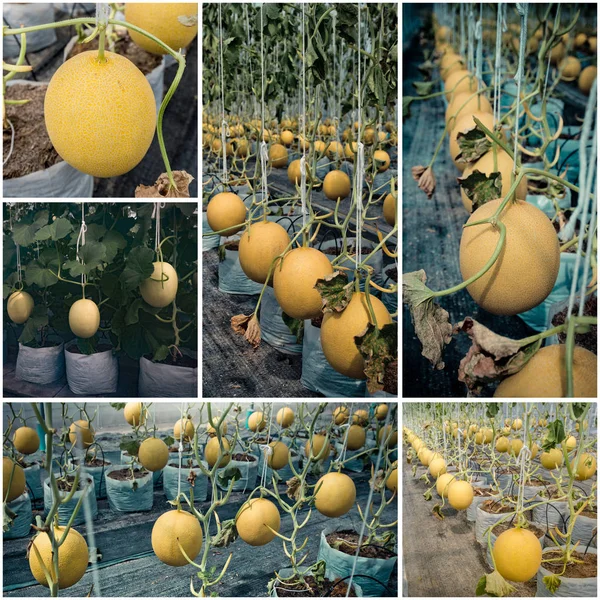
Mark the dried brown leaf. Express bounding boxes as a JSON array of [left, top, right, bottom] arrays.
[[231, 313, 261, 349], [456, 317, 543, 394], [402, 270, 453, 369], [135, 170, 194, 198]]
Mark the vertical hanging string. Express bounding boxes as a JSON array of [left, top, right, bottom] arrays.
[[355, 2, 363, 271], [75, 203, 87, 298], [244, 4, 256, 117], [512, 4, 528, 177], [475, 7, 482, 82], [460, 3, 465, 58], [176, 401, 186, 499], [566, 79, 598, 309], [152, 203, 162, 253], [492, 5, 504, 125], [218, 4, 229, 184], [332, 9, 337, 136], [467, 4, 474, 73], [260, 5, 269, 212], [300, 3, 308, 233]]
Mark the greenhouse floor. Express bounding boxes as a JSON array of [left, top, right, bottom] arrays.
[[403, 459, 537, 598], [201, 249, 319, 398], [3, 447, 397, 597]]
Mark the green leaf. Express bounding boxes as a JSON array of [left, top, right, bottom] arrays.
[[18, 305, 49, 344], [412, 81, 434, 97], [281, 313, 304, 344], [102, 230, 127, 263], [12, 210, 49, 246], [63, 241, 107, 277], [120, 247, 155, 292]]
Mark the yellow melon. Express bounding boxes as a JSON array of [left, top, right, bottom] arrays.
[[273, 247, 333, 319], [321, 292, 392, 379], [239, 221, 290, 284]]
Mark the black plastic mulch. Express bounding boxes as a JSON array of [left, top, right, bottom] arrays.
[[4, 450, 397, 597], [201, 249, 318, 398]]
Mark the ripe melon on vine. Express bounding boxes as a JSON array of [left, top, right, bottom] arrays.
[[138, 437, 169, 472], [460, 199, 560, 315], [439, 53, 465, 81], [68, 298, 100, 338], [140, 262, 178, 308], [276, 407, 294, 428], [151, 509, 202, 567], [29, 525, 89, 589], [383, 193, 396, 226], [273, 247, 333, 320], [280, 130, 294, 146], [265, 441, 289, 470], [492, 527, 542, 582], [321, 292, 392, 379], [13, 426, 40, 455], [269, 143, 288, 168], [327, 141, 344, 160], [494, 345, 597, 397], [3, 457, 26, 502], [248, 411, 266, 432], [323, 169, 351, 200], [578, 65, 597, 95], [373, 150, 391, 172], [346, 424, 366, 450], [7, 291, 34, 324], [444, 69, 479, 102], [447, 480, 474, 510], [314, 472, 356, 517], [124, 402, 145, 427], [174, 417, 195, 441], [126, 3, 198, 55], [333, 406, 349, 425], [239, 221, 290, 284], [206, 192, 246, 235], [445, 91, 492, 129], [44, 51, 156, 177], [305, 435, 331, 460], [69, 420, 95, 448], [235, 498, 280, 546], [559, 56, 582, 80], [205, 436, 231, 467]]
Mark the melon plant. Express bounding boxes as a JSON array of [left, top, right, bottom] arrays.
[[201, 2, 398, 397], [402, 4, 597, 398], [3, 202, 197, 378]]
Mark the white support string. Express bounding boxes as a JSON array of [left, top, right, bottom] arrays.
[[75, 204, 88, 290], [492, 5, 505, 125], [467, 4, 475, 73], [564, 79, 598, 310], [460, 3, 466, 58], [475, 5, 483, 82], [260, 5, 268, 205], [151, 202, 164, 253], [355, 3, 363, 271], [177, 401, 186, 499], [218, 4, 228, 184], [512, 4, 529, 175], [301, 3, 307, 229]]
